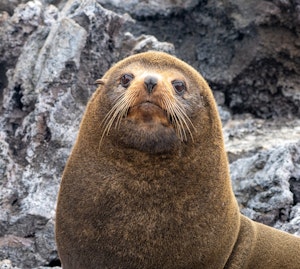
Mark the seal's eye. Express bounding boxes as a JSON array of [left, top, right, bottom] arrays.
[[172, 80, 186, 95], [121, 74, 134, 88]]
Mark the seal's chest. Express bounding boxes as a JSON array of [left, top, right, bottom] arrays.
[[94, 181, 208, 260], [95, 202, 206, 268]]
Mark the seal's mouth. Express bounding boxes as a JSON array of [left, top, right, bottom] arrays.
[[127, 101, 170, 126], [130, 100, 162, 110]]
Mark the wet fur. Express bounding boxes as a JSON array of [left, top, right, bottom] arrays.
[[56, 51, 300, 269]]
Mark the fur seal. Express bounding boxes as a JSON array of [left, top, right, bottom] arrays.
[[55, 51, 300, 269]]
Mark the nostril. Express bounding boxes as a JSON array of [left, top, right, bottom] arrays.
[[144, 76, 158, 94]]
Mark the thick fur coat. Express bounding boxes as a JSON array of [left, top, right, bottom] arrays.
[[56, 51, 300, 269]]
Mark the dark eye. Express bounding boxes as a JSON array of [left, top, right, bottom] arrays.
[[121, 74, 134, 88], [172, 80, 186, 95]]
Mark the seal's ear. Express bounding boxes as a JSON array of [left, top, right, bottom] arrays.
[[94, 79, 107, 85]]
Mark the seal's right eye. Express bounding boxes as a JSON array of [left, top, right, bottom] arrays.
[[172, 80, 186, 96], [120, 74, 134, 88]]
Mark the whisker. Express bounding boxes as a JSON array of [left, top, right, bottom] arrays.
[[99, 90, 138, 148], [114, 99, 130, 129], [162, 94, 195, 142], [114, 91, 138, 130], [99, 93, 127, 146], [169, 104, 185, 140], [162, 97, 186, 141], [101, 93, 126, 127], [173, 101, 195, 142], [102, 102, 124, 134]]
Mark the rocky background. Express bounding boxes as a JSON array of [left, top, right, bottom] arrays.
[[0, 0, 299, 268]]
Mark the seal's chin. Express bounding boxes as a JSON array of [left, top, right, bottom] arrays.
[[119, 102, 180, 154]]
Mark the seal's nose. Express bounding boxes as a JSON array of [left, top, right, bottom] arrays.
[[144, 76, 158, 94]]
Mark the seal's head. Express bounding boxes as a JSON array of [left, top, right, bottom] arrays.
[[96, 51, 208, 154]]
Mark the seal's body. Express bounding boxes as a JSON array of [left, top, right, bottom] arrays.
[[55, 51, 300, 269]]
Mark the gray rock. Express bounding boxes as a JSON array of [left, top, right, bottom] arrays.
[[120, 32, 175, 56], [0, 259, 13, 269], [275, 203, 300, 236], [128, 33, 175, 55], [0, 258, 61, 269], [98, 0, 200, 17], [230, 141, 300, 232], [224, 116, 300, 161]]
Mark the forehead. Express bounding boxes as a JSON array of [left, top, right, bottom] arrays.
[[117, 61, 187, 81]]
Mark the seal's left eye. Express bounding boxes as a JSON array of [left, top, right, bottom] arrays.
[[121, 74, 134, 88], [172, 80, 186, 95]]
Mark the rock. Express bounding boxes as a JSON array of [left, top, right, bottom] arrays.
[[224, 116, 300, 161], [230, 141, 300, 230], [275, 203, 300, 236], [120, 32, 175, 56], [0, 0, 67, 15], [98, 0, 200, 17], [128, 33, 175, 55], [0, 259, 13, 269], [0, 258, 61, 269]]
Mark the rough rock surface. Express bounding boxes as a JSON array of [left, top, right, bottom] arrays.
[[98, 0, 200, 17], [230, 140, 300, 233], [0, 0, 299, 268]]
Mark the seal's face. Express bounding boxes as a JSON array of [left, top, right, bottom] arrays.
[[99, 59, 201, 154]]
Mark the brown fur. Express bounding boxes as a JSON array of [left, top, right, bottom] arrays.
[[55, 51, 300, 269]]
